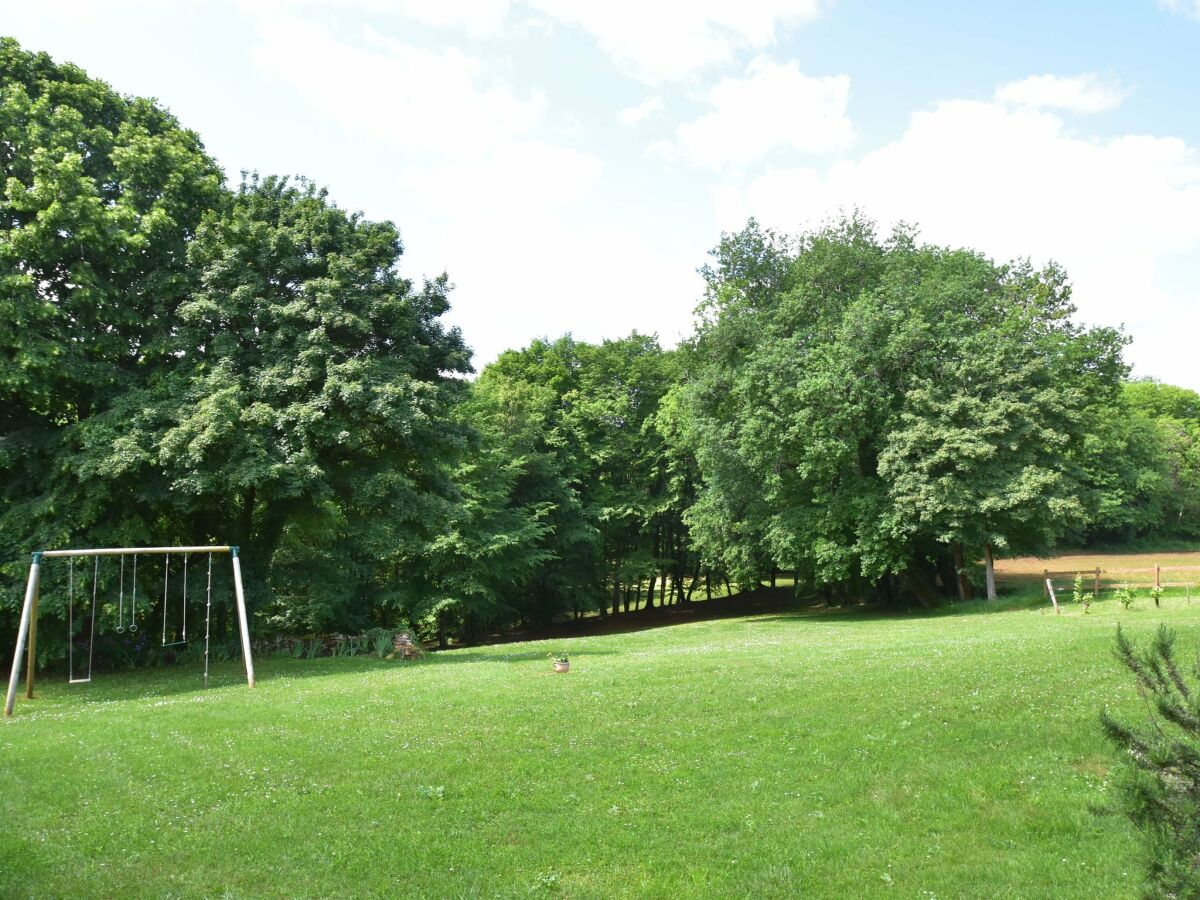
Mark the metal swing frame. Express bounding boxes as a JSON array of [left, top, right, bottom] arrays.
[[5, 545, 255, 716]]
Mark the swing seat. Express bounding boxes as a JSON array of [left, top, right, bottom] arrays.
[[161, 640, 188, 648], [68, 677, 91, 685]]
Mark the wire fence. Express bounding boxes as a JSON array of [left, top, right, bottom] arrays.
[[996, 564, 1200, 598]]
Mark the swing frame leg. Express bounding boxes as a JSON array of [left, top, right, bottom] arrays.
[[5, 554, 41, 716], [231, 547, 255, 688], [25, 574, 40, 699]]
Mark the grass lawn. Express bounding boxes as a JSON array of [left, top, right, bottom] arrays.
[[4, 592, 1199, 898]]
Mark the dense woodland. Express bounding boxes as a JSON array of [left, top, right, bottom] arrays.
[[3, 39, 1199, 662]]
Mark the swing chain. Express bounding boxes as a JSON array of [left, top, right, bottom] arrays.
[[162, 552, 169, 646], [161, 552, 190, 648], [204, 552, 213, 686], [116, 555, 125, 633], [130, 554, 138, 632], [56, 548, 223, 691], [87, 556, 98, 682], [68, 556, 97, 685], [182, 551, 188, 642], [67, 557, 74, 679]]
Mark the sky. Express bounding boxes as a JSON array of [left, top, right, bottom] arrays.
[[3, 0, 1199, 387]]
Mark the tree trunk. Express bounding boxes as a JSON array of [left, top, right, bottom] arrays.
[[685, 559, 700, 601], [705, 569, 712, 601], [770, 569, 776, 588], [984, 543, 997, 601], [901, 568, 937, 608], [645, 573, 657, 610], [611, 573, 621, 616], [953, 543, 970, 600], [436, 609, 448, 650]]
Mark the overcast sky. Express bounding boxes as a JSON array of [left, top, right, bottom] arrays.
[[4, 0, 1199, 387]]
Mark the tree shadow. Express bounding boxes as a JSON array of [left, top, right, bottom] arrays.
[[463, 586, 1053, 645], [10, 646, 621, 712], [9, 589, 1053, 716]]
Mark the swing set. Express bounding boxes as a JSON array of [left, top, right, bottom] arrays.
[[5, 545, 255, 716]]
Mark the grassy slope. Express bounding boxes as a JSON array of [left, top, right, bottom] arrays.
[[3, 594, 1198, 898]]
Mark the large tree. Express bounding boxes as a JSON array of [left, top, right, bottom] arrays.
[[84, 174, 474, 630], [878, 259, 1126, 599], [1079, 381, 1200, 544], [684, 216, 1126, 604], [0, 37, 223, 559]]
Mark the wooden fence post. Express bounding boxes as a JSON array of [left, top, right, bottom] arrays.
[[1046, 579, 1060, 615], [1094, 567, 1101, 596], [1043, 569, 1049, 599], [1155, 564, 1161, 590]]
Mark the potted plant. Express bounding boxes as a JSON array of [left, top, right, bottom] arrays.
[[549, 652, 570, 673]]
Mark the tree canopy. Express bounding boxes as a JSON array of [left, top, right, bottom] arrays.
[[681, 217, 1127, 604], [2, 37, 1197, 663]]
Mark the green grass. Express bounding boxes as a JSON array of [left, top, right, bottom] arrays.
[[4, 592, 1198, 898]]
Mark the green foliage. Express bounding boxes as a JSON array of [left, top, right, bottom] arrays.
[[2, 38, 1195, 662], [365, 626, 393, 659], [1, 36, 473, 652], [1115, 585, 1136, 610], [1079, 381, 1200, 544], [0, 36, 223, 570], [1150, 584, 1165, 608], [1072, 574, 1094, 613], [433, 332, 692, 639], [1102, 625, 1200, 898], [682, 215, 1125, 604]]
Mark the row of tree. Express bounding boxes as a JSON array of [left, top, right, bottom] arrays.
[[2, 38, 1198, 663]]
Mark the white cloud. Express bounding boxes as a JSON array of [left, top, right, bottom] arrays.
[[655, 57, 852, 169], [995, 73, 1127, 114], [398, 141, 602, 212], [617, 96, 664, 127], [712, 98, 1200, 387], [1160, 0, 1200, 20], [389, 0, 510, 34], [241, 10, 642, 366], [522, 0, 823, 82], [230, 0, 509, 33], [232, 0, 824, 81], [246, 15, 603, 209], [249, 17, 547, 160]]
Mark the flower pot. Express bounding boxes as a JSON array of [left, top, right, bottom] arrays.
[[553, 661, 570, 673]]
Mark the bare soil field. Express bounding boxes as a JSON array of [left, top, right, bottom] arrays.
[[996, 548, 1200, 587]]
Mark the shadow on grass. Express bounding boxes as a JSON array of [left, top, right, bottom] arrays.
[[12, 646, 621, 711], [467, 585, 1059, 646], [13, 588, 1083, 715]]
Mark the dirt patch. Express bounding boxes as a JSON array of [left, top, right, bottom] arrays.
[[995, 549, 1200, 587]]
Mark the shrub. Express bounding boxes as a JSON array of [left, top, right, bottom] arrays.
[[1115, 584, 1136, 611], [1072, 573, 1094, 614], [1101, 625, 1200, 898], [365, 627, 393, 659]]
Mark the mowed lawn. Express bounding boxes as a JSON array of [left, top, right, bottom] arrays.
[[5, 595, 1200, 898]]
